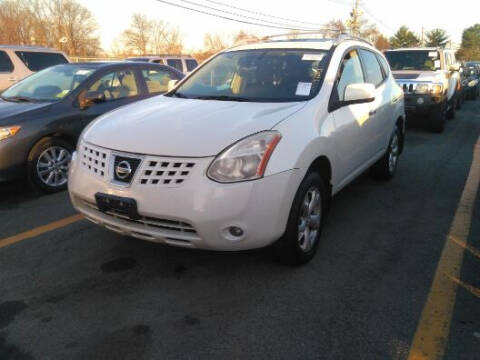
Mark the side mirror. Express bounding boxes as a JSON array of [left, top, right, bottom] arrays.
[[449, 63, 461, 72], [344, 83, 376, 104], [80, 91, 105, 109], [167, 79, 179, 92]]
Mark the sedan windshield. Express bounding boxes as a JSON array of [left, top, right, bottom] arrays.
[[171, 49, 328, 102], [385, 50, 440, 71], [2, 65, 95, 102]]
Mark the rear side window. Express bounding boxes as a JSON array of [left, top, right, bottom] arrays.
[[141, 69, 174, 94], [0, 51, 13, 72], [336, 50, 365, 101], [359, 49, 384, 87], [185, 59, 198, 72], [166, 59, 183, 72], [15, 51, 68, 72], [152, 59, 164, 64]]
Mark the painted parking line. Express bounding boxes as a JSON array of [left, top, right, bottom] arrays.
[[407, 138, 480, 360], [0, 214, 84, 249]]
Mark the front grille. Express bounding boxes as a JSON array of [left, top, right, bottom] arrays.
[[137, 158, 197, 186], [80, 143, 108, 178], [79, 198, 199, 239]]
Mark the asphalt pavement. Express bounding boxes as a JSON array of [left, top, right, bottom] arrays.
[[0, 100, 479, 360]]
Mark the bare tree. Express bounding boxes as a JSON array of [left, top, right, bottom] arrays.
[[323, 19, 346, 38], [121, 13, 152, 55]]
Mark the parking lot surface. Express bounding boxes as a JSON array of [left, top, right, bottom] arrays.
[[1, 101, 480, 359]]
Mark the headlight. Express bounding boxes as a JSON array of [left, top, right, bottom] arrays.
[[207, 131, 282, 183], [415, 84, 430, 94], [414, 83, 443, 95], [0, 126, 21, 141]]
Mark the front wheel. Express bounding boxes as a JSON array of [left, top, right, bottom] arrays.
[[429, 102, 447, 133], [371, 125, 400, 181], [27, 137, 74, 193], [447, 97, 457, 120], [271, 172, 327, 266]]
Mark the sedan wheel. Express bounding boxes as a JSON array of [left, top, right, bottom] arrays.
[[36, 146, 71, 187], [298, 187, 322, 252]]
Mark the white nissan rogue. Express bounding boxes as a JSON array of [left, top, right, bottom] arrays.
[[68, 35, 405, 265]]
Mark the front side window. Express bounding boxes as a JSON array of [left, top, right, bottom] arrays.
[[141, 69, 173, 94], [167, 59, 183, 72], [2, 65, 94, 101], [87, 70, 138, 101], [336, 50, 365, 101], [15, 51, 68, 72], [377, 54, 390, 78], [384, 50, 440, 71], [171, 49, 328, 102], [185, 59, 198, 72], [0, 51, 13, 73], [359, 49, 384, 86]]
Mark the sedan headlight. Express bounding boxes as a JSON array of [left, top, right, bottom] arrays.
[[207, 131, 282, 183], [0, 126, 21, 141]]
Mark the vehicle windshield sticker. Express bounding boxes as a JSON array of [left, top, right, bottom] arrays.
[[434, 60, 441, 69], [56, 89, 70, 98], [296, 82, 312, 96], [428, 51, 438, 58], [76, 70, 91, 75], [302, 54, 326, 61]]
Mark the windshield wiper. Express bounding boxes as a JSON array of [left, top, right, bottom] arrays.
[[2, 95, 37, 103], [194, 95, 250, 102], [171, 92, 189, 98]]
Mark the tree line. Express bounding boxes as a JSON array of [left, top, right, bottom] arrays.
[[0, 0, 479, 61]]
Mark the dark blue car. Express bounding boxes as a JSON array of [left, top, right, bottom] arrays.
[[0, 62, 183, 192]]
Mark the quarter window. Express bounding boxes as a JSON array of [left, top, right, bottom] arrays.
[[336, 50, 365, 101], [87, 70, 138, 101], [141, 69, 174, 94], [376, 54, 390, 78], [0, 51, 13, 73], [359, 49, 384, 87], [15, 51, 68, 72]]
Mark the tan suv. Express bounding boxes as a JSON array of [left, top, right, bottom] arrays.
[[0, 45, 70, 91], [126, 55, 198, 74]]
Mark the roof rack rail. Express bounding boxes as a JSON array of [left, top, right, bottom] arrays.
[[0, 44, 54, 50], [334, 33, 373, 46]]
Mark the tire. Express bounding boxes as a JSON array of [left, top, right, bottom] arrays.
[[456, 94, 462, 110], [271, 172, 327, 266], [27, 137, 74, 193], [370, 125, 400, 181], [447, 96, 456, 120], [429, 102, 447, 133]]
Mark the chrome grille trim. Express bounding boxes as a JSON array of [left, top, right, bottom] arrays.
[[79, 142, 108, 178], [137, 157, 197, 187]]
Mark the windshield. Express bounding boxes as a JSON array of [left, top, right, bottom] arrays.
[[2, 65, 95, 102], [385, 50, 440, 71], [171, 49, 329, 102]]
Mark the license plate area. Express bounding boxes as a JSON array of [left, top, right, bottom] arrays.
[[95, 193, 140, 220]]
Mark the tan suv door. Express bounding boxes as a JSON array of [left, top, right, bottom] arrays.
[[0, 50, 17, 91]]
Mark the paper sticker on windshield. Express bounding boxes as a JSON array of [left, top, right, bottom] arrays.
[[296, 82, 312, 96], [428, 51, 438, 58], [75, 70, 91, 75], [302, 54, 325, 61]]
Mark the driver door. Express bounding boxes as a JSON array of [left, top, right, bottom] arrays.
[[77, 68, 143, 135], [330, 49, 376, 184]]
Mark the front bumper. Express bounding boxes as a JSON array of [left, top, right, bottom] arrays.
[[0, 137, 28, 182], [68, 147, 301, 251], [403, 93, 446, 117]]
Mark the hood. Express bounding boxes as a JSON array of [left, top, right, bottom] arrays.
[[83, 95, 306, 157], [392, 70, 444, 83], [0, 99, 52, 123]]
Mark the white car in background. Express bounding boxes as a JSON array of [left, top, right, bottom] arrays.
[[0, 45, 70, 91], [69, 35, 405, 265], [126, 55, 198, 74]]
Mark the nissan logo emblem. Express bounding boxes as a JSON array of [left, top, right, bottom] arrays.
[[115, 160, 132, 180]]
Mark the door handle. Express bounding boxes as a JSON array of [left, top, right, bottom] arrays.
[[8, 77, 17, 82], [369, 110, 377, 116]]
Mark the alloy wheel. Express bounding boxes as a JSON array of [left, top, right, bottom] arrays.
[[297, 187, 322, 252], [36, 146, 72, 187], [388, 132, 399, 174]]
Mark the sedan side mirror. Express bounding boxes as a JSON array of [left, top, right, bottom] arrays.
[[344, 83, 376, 104], [167, 79, 179, 92], [80, 91, 105, 110]]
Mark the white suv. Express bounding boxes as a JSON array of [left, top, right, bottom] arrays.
[[69, 36, 405, 265]]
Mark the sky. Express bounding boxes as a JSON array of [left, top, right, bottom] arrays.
[[78, 0, 479, 53]]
